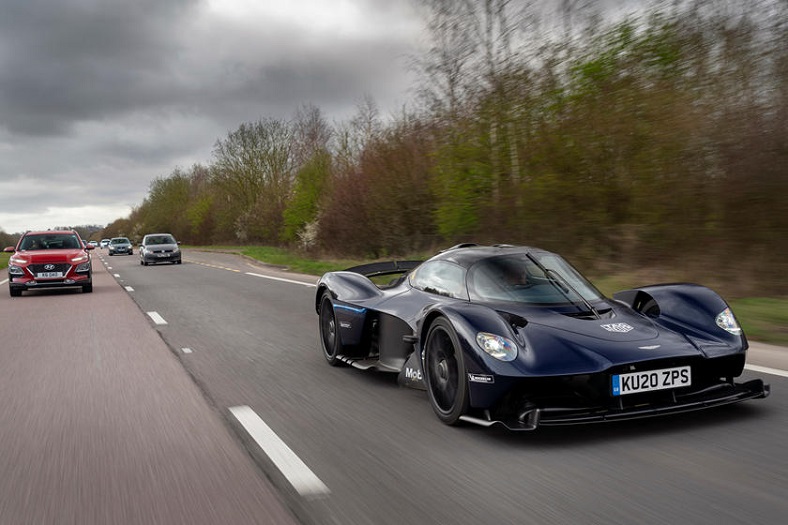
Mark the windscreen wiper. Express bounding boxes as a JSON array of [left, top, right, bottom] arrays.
[[526, 254, 600, 319]]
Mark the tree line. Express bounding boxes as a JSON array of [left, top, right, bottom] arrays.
[[101, 0, 788, 295]]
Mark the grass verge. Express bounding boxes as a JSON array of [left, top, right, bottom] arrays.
[[0, 252, 9, 270]]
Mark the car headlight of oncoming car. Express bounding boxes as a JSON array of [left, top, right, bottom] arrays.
[[70, 253, 90, 272], [476, 332, 518, 361], [8, 255, 28, 275], [715, 307, 742, 335]]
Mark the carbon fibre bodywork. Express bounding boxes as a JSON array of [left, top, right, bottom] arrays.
[[315, 245, 769, 430]]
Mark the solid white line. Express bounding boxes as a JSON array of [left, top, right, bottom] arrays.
[[245, 272, 316, 287], [146, 311, 168, 325], [124, 286, 134, 292], [0, 278, 7, 286], [745, 364, 788, 378], [229, 405, 330, 499]]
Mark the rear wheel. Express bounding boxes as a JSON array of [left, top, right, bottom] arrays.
[[423, 318, 469, 425], [319, 292, 343, 366]]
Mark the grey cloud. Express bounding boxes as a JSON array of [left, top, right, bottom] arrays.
[[0, 0, 421, 233]]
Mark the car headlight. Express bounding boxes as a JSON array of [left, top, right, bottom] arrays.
[[715, 307, 742, 335], [476, 332, 518, 361], [75, 262, 91, 272], [8, 265, 24, 276]]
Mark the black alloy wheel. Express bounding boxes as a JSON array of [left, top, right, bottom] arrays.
[[423, 317, 469, 425], [319, 292, 343, 366]]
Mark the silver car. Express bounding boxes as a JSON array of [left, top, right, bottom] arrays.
[[108, 237, 133, 256], [139, 233, 181, 266]]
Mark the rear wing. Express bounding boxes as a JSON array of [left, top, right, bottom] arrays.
[[344, 260, 423, 278]]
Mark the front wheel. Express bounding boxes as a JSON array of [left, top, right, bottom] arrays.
[[10, 288, 22, 297], [423, 318, 469, 425], [319, 292, 344, 366], [82, 283, 93, 293]]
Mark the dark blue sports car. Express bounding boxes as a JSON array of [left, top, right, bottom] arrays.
[[315, 244, 769, 430]]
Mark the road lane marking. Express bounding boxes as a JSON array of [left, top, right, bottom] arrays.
[[191, 261, 241, 272], [229, 405, 330, 499], [0, 278, 7, 286], [245, 272, 316, 287], [124, 286, 134, 292], [146, 311, 168, 325], [745, 364, 788, 378], [182, 348, 193, 354], [113, 273, 120, 277]]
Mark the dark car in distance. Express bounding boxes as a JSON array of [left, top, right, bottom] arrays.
[[316, 244, 769, 430], [139, 233, 181, 265], [4, 230, 94, 296]]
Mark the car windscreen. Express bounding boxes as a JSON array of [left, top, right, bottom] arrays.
[[20, 234, 81, 250], [111, 238, 129, 244], [467, 254, 604, 305], [145, 235, 175, 245]]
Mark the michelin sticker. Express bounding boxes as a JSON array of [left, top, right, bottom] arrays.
[[468, 373, 494, 384]]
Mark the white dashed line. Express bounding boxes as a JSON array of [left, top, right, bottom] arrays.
[[124, 286, 134, 292], [229, 405, 330, 499], [146, 311, 168, 325], [245, 272, 316, 287], [181, 348, 193, 354], [0, 278, 7, 286], [113, 273, 120, 278], [745, 364, 788, 378]]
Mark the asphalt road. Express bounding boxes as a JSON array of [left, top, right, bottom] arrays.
[[2, 248, 786, 524], [0, 252, 298, 524]]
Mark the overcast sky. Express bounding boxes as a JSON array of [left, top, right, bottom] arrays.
[[0, 0, 422, 234]]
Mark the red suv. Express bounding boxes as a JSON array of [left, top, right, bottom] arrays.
[[3, 230, 94, 297]]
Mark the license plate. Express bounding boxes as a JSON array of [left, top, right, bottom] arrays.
[[37, 272, 63, 278], [612, 366, 691, 396], [157, 253, 167, 257]]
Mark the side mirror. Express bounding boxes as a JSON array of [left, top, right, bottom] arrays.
[[3, 246, 15, 253], [85, 245, 95, 250]]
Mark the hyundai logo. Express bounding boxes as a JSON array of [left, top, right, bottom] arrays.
[[44, 264, 56, 271]]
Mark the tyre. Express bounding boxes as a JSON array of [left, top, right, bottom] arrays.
[[318, 291, 344, 366], [82, 283, 93, 293], [423, 318, 469, 425], [140, 260, 144, 265], [10, 288, 22, 297]]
